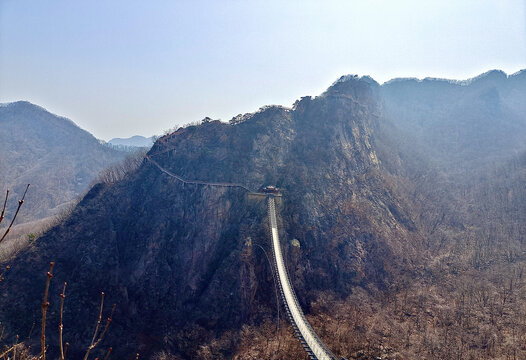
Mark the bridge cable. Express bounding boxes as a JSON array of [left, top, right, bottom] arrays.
[[253, 243, 281, 355]]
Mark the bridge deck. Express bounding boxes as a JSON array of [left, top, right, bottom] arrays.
[[267, 196, 338, 360], [146, 155, 335, 359]]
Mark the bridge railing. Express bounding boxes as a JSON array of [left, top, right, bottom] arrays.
[[267, 197, 339, 360], [147, 155, 338, 359]]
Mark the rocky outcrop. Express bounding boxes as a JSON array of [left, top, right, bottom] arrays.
[[0, 76, 423, 358]]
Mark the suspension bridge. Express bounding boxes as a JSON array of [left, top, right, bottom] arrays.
[[146, 155, 340, 360]]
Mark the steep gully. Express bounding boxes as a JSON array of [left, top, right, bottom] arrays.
[[145, 155, 340, 360]]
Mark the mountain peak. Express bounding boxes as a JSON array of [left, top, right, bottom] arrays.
[[323, 74, 380, 103], [0, 102, 126, 223], [330, 74, 379, 87], [1, 100, 48, 112], [464, 69, 508, 85], [108, 135, 154, 148], [0, 100, 81, 130]]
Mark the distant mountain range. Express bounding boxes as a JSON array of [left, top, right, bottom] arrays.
[[0, 101, 127, 224], [108, 135, 155, 148]]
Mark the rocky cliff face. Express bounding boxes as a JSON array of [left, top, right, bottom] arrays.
[[0, 77, 423, 358]]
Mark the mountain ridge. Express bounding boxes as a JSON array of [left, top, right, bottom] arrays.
[[108, 135, 155, 148], [0, 70, 525, 359], [1, 75, 419, 358], [0, 101, 127, 224]]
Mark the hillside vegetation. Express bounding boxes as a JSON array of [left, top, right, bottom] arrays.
[[0, 101, 127, 224], [1, 71, 525, 359]]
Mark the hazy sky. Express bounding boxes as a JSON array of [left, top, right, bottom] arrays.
[[1, 1, 525, 140]]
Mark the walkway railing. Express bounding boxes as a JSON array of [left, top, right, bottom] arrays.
[[267, 196, 338, 360], [146, 155, 338, 359], [146, 155, 255, 193]]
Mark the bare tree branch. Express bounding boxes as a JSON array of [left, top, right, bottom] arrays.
[[0, 184, 30, 244], [40, 262, 54, 360]]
